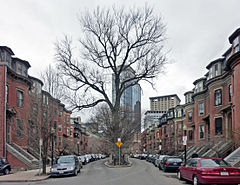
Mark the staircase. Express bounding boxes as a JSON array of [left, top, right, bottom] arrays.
[[224, 146, 240, 167], [202, 140, 233, 158], [7, 143, 38, 169]]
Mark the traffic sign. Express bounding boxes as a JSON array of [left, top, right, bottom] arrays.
[[183, 136, 187, 145], [115, 141, 123, 147]]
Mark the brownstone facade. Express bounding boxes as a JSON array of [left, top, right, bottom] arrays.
[[0, 46, 90, 168], [141, 28, 240, 157]]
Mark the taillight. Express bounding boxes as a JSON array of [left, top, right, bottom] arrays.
[[166, 162, 170, 165], [230, 170, 240, 176], [201, 171, 220, 176]]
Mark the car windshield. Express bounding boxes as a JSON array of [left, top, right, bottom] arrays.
[[168, 158, 182, 162], [57, 156, 74, 164], [200, 159, 231, 167]]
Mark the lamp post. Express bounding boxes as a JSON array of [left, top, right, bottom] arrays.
[[51, 127, 55, 166], [183, 124, 187, 164]]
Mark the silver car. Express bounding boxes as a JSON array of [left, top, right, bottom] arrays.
[[155, 155, 168, 169], [50, 155, 81, 176]]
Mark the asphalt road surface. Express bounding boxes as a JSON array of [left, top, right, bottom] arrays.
[[2, 158, 189, 185]]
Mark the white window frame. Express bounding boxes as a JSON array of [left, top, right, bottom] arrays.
[[199, 124, 205, 139]]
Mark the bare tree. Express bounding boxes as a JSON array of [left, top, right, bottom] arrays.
[[55, 6, 167, 155], [40, 64, 65, 101]]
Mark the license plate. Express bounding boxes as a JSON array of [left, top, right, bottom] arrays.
[[220, 172, 229, 176], [59, 170, 64, 174], [173, 163, 177, 165]]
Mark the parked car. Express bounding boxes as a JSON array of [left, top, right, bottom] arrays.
[[0, 157, 11, 175], [155, 155, 168, 169], [177, 158, 240, 185], [139, 154, 148, 160], [77, 156, 83, 168], [79, 156, 87, 165], [152, 154, 159, 165], [50, 155, 81, 176], [161, 156, 183, 172]]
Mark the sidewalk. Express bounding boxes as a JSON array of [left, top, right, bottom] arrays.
[[0, 167, 51, 182]]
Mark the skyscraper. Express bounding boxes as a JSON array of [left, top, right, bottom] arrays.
[[112, 67, 141, 131]]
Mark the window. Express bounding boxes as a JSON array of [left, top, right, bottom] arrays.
[[16, 119, 24, 138], [17, 63, 22, 75], [43, 95, 48, 105], [58, 136, 62, 146], [58, 123, 62, 132], [199, 124, 205, 139], [0, 50, 4, 61], [53, 121, 57, 129], [67, 128, 70, 136], [215, 117, 222, 135], [178, 123, 182, 132], [188, 111, 192, 122], [70, 130, 72, 136], [6, 85, 8, 103], [188, 130, 193, 141], [209, 67, 213, 79], [198, 102, 204, 115], [33, 103, 38, 115], [233, 37, 239, 53], [6, 53, 11, 67], [59, 111, 62, 118], [215, 64, 218, 76], [214, 89, 222, 106], [54, 108, 57, 115], [229, 84, 232, 102], [23, 67, 28, 76], [17, 90, 24, 107]]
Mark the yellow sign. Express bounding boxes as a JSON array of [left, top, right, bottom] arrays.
[[115, 141, 123, 147]]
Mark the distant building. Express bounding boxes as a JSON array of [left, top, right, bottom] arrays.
[[112, 67, 141, 131], [143, 95, 181, 131], [149, 94, 181, 111]]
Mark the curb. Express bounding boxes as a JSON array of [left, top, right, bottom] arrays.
[[104, 161, 132, 168], [0, 175, 50, 183]]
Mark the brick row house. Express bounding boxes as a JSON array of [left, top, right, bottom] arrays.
[[141, 27, 240, 158], [0, 46, 88, 169]]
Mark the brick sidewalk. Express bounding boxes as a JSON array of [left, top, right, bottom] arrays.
[[0, 167, 50, 182]]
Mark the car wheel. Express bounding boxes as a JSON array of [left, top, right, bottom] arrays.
[[163, 166, 167, 172], [74, 169, 78, 176], [4, 168, 10, 175], [177, 171, 183, 180], [193, 175, 202, 185]]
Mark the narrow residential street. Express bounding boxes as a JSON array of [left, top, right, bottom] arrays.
[[1, 159, 189, 185]]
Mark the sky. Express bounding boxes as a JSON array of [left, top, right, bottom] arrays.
[[0, 0, 239, 121]]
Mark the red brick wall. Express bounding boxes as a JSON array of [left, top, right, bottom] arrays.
[[0, 65, 6, 157], [232, 58, 240, 142], [7, 151, 27, 168], [7, 75, 31, 149]]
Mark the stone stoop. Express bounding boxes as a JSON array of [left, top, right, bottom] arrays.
[[7, 143, 38, 169], [225, 146, 240, 167]]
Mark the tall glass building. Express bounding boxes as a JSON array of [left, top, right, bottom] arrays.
[[112, 67, 141, 132]]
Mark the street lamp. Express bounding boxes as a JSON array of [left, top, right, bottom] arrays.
[[183, 124, 187, 164], [51, 127, 55, 166]]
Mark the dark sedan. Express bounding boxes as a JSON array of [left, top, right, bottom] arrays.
[[50, 155, 81, 177], [161, 156, 183, 172], [177, 158, 240, 185], [0, 157, 11, 175]]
